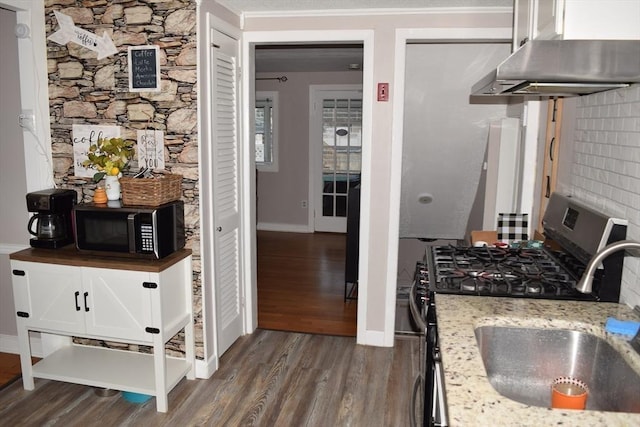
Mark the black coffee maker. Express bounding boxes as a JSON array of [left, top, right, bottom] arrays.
[[26, 188, 77, 249]]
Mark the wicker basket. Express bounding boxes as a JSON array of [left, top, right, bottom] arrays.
[[120, 174, 182, 206]]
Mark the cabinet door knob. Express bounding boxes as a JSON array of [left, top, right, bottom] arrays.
[[217, 226, 222, 232]]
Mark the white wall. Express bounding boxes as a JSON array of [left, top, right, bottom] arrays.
[[400, 42, 511, 239], [557, 84, 640, 308], [0, 0, 53, 355]]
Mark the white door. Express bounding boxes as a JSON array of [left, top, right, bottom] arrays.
[[212, 30, 243, 356], [311, 89, 363, 233]]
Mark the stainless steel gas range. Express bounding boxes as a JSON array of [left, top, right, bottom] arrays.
[[409, 193, 628, 427]]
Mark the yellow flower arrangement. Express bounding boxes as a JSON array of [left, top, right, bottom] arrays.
[[82, 137, 135, 182]]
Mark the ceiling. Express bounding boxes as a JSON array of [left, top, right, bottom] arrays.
[[219, 0, 512, 13], [231, 0, 512, 73]]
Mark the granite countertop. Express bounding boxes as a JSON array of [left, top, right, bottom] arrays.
[[435, 294, 640, 426]]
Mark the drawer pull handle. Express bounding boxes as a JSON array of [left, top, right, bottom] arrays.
[[143, 282, 158, 289], [145, 327, 160, 334], [17, 311, 29, 318], [12, 269, 25, 276]]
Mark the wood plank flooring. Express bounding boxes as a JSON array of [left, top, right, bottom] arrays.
[[257, 231, 357, 336], [0, 330, 420, 426], [0, 232, 397, 424]]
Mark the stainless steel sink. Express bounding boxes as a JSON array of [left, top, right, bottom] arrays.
[[474, 326, 640, 413]]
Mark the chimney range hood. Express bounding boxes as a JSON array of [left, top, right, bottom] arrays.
[[472, 40, 640, 97]]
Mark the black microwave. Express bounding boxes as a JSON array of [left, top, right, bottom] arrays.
[[73, 200, 185, 259]]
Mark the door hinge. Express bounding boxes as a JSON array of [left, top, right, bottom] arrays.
[[17, 311, 29, 318], [145, 327, 160, 334], [143, 282, 158, 289], [12, 269, 25, 276]]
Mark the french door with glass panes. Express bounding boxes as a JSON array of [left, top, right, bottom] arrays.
[[311, 88, 362, 233]]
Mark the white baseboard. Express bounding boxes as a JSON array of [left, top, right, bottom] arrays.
[[257, 222, 312, 233], [357, 329, 389, 347], [0, 333, 43, 357], [195, 354, 218, 379], [0, 334, 19, 354]]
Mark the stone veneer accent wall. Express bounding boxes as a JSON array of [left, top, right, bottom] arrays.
[[45, 0, 202, 358]]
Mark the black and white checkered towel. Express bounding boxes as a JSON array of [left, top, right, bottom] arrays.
[[497, 213, 528, 244]]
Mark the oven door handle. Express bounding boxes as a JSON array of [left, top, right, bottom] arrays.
[[433, 354, 449, 427], [410, 374, 423, 427], [409, 279, 427, 333]]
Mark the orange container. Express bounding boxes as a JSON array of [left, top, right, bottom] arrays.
[[93, 188, 107, 204], [551, 377, 588, 410]]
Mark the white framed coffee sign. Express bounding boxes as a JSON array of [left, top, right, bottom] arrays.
[[72, 124, 120, 178]]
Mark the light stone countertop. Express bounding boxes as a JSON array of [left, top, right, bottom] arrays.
[[435, 294, 640, 427]]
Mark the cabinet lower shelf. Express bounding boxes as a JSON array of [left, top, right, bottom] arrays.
[[32, 344, 192, 395]]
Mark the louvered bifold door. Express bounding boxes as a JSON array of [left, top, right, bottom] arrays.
[[212, 30, 243, 356]]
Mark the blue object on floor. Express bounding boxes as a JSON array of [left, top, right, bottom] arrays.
[[122, 391, 152, 403], [605, 317, 640, 337]]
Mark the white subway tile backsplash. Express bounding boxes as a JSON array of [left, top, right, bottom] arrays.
[[566, 84, 640, 308]]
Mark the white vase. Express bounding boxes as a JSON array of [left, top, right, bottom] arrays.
[[104, 175, 121, 201]]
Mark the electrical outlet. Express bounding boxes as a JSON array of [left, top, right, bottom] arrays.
[[301, 200, 308, 208]]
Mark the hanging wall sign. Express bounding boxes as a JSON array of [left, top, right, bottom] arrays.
[[72, 124, 121, 178], [137, 129, 165, 170], [128, 46, 161, 92], [48, 11, 117, 60]]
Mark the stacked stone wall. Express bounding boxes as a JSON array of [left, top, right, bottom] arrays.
[[45, 0, 202, 358]]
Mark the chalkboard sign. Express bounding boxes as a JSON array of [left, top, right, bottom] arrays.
[[128, 45, 161, 92]]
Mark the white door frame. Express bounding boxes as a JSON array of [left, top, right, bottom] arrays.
[[1, 0, 53, 193], [242, 30, 374, 344], [309, 85, 363, 233], [1, 0, 61, 357]]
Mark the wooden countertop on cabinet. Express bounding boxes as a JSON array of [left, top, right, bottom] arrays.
[[10, 245, 192, 272]]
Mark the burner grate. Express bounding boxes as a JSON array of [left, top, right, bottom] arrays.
[[429, 245, 590, 300]]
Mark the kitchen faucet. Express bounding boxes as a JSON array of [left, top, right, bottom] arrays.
[[576, 240, 640, 294]]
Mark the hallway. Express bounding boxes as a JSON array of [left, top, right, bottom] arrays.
[[257, 231, 357, 336]]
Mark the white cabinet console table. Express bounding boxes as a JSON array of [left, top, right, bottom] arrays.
[[10, 246, 195, 412]]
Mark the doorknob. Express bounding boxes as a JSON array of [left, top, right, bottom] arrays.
[[217, 226, 222, 232]]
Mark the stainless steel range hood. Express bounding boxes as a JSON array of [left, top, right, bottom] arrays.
[[472, 40, 640, 97]]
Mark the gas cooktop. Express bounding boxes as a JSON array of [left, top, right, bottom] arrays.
[[427, 245, 594, 300], [412, 193, 628, 303]]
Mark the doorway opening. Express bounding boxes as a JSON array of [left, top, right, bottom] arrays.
[[253, 43, 363, 336]]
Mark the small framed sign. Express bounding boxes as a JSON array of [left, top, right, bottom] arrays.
[[72, 124, 121, 177], [137, 129, 165, 170], [128, 45, 161, 92]]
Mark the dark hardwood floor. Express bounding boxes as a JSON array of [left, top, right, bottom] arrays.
[[0, 330, 419, 426], [257, 231, 357, 336], [0, 353, 23, 390]]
